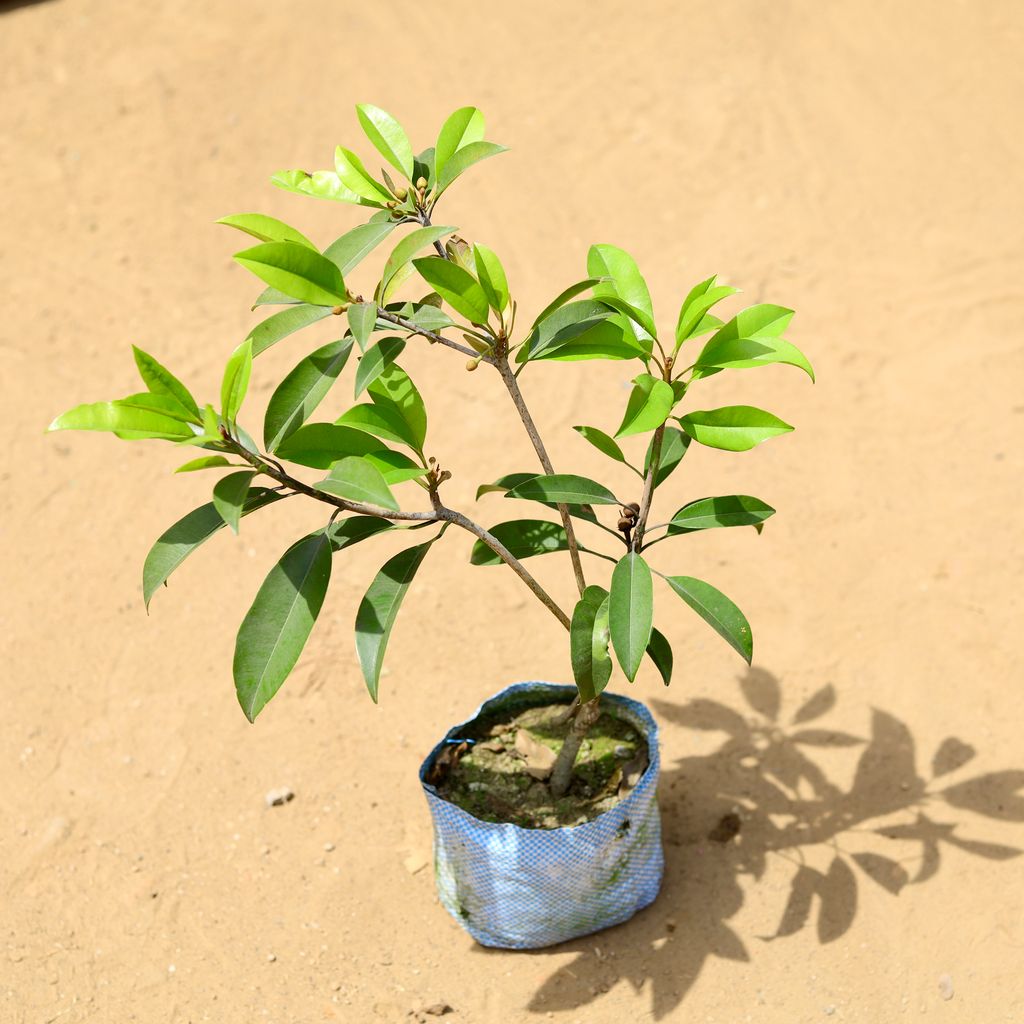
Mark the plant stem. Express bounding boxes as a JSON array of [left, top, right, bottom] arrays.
[[222, 436, 570, 629], [374, 309, 484, 361], [494, 354, 588, 597], [632, 423, 664, 552], [549, 698, 601, 798]]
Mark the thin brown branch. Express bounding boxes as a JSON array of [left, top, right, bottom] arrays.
[[374, 310, 485, 361], [632, 423, 664, 551], [493, 355, 587, 597]]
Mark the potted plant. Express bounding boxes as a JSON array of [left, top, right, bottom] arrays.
[[48, 104, 813, 949]]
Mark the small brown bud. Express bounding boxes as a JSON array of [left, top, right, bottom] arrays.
[[465, 358, 480, 372], [331, 305, 346, 315], [386, 200, 397, 209], [393, 186, 408, 201], [618, 517, 633, 532], [627, 502, 641, 515]]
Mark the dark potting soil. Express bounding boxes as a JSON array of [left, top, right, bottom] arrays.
[[434, 700, 649, 830]]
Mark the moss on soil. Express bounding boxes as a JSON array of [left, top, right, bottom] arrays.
[[435, 700, 648, 829]]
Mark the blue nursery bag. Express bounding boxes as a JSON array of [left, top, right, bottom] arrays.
[[419, 681, 664, 949]]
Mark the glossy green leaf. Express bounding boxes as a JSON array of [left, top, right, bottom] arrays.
[[571, 585, 612, 703], [573, 425, 633, 469], [216, 213, 315, 249], [220, 340, 252, 425], [264, 338, 353, 452], [379, 225, 456, 296], [132, 346, 200, 419], [334, 146, 392, 204], [336, 404, 418, 451], [530, 279, 604, 329], [473, 243, 509, 313], [271, 168, 369, 207], [530, 315, 643, 363], [615, 374, 674, 438], [323, 220, 397, 276], [595, 294, 658, 344], [715, 303, 794, 340], [366, 363, 427, 451], [174, 455, 235, 474], [505, 474, 619, 506], [609, 552, 654, 682], [245, 304, 333, 356], [469, 519, 568, 566], [588, 244, 655, 345], [383, 299, 455, 334], [645, 426, 690, 487], [646, 627, 673, 686], [324, 515, 394, 551], [412, 257, 489, 324], [47, 396, 196, 440], [142, 489, 284, 608], [251, 286, 298, 307], [234, 242, 346, 306], [693, 335, 815, 382], [436, 141, 507, 194], [679, 405, 794, 452], [315, 456, 399, 510], [212, 470, 256, 534], [234, 532, 333, 721], [667, 495, 776, 534], [355, 337, 406, 397], [347, 302, 377, 351], [355, 104, 415, 180], [275, 423, 387, 469], [413, 147, 436, 188], [476, 472, 540, 500], [675, 276, 739, 345], [435, 106, 486, 180], [356, 541, 435, 702], [362, 449, 428, 484], [664, 574, 752, 663]]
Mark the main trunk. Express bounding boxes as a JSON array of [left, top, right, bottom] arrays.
[[548, 698, 601, 798]]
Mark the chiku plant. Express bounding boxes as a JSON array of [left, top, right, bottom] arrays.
[[49, 104, 813, 800]]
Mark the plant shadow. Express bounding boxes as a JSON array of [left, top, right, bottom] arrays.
[[475, 667, 1024, 1019]]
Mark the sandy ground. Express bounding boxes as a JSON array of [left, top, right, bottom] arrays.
[[3, 1, 1024, 1021]]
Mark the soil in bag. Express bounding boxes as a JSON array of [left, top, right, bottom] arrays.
[[433, 699, 649, 830]]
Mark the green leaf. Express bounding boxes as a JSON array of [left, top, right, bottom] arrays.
[[678, 405, 794, 452], [234, 532, 333, 721], [645, 426, 690, 487], [174, 455, 235, 474], [530, 279, 604, 329], [436, 141, 507, 195], [595, 294, 658, 344], [142, 489, 285, 608], [355, 337, 406, 397], [384, 299, 455, 334], [336, 404, 418, 451], [315, 456, 399, 510], [48, 397, 196, 440], [333, 146, 392, 204], [470, 519, 568, 566], [275, 423, 388, 469], [362, 449, 428, 484], [615, 374, 674, 438], [573, 425, 633, 469], [693, 335, 815, 382], [212, 470, 256, 534], [675, 276, 739, 345], [355, 103, 415, 180], [271, 168, 369, 207], [323, 220, 397, 276], [587, 244, 655, 345], [220, 340, 253, 425], [412, 257, 489, 324], [473, 243, 509, 313], [609, 552, 654, 682], [366, 363, 427, 451], [413, 147, 436, 188], [435, 106, 486, 181], [646, 627, 673, 686], [529, 315, 643, 363], [264, 338, 353, 452], [667, 495, 776, 534], [664, 574, 752, 663], [379, 225, 456, 297], [347, 302, 377, 351], [234, 242, 346, 307], [132, 346, 200, 419], [505, 474, 619, 506], [476, 472, 540, 500], [715, 303, 795, 340], [356, 541, 435, 701], [245, 304, 333, 356], [216, 213, 315, 249], [570, 585, 612, 703], [325, 515, 394, 551]]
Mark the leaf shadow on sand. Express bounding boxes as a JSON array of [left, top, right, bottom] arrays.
[[475, 667, 1024, 1019]]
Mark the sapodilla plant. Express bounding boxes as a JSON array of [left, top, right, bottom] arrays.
[[48, 104, 813, 799]]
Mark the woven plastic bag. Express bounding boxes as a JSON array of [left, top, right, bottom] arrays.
[[419, 682, 663, 949]]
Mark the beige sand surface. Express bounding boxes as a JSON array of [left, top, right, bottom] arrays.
[[3, 1, 1023, 1021]]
